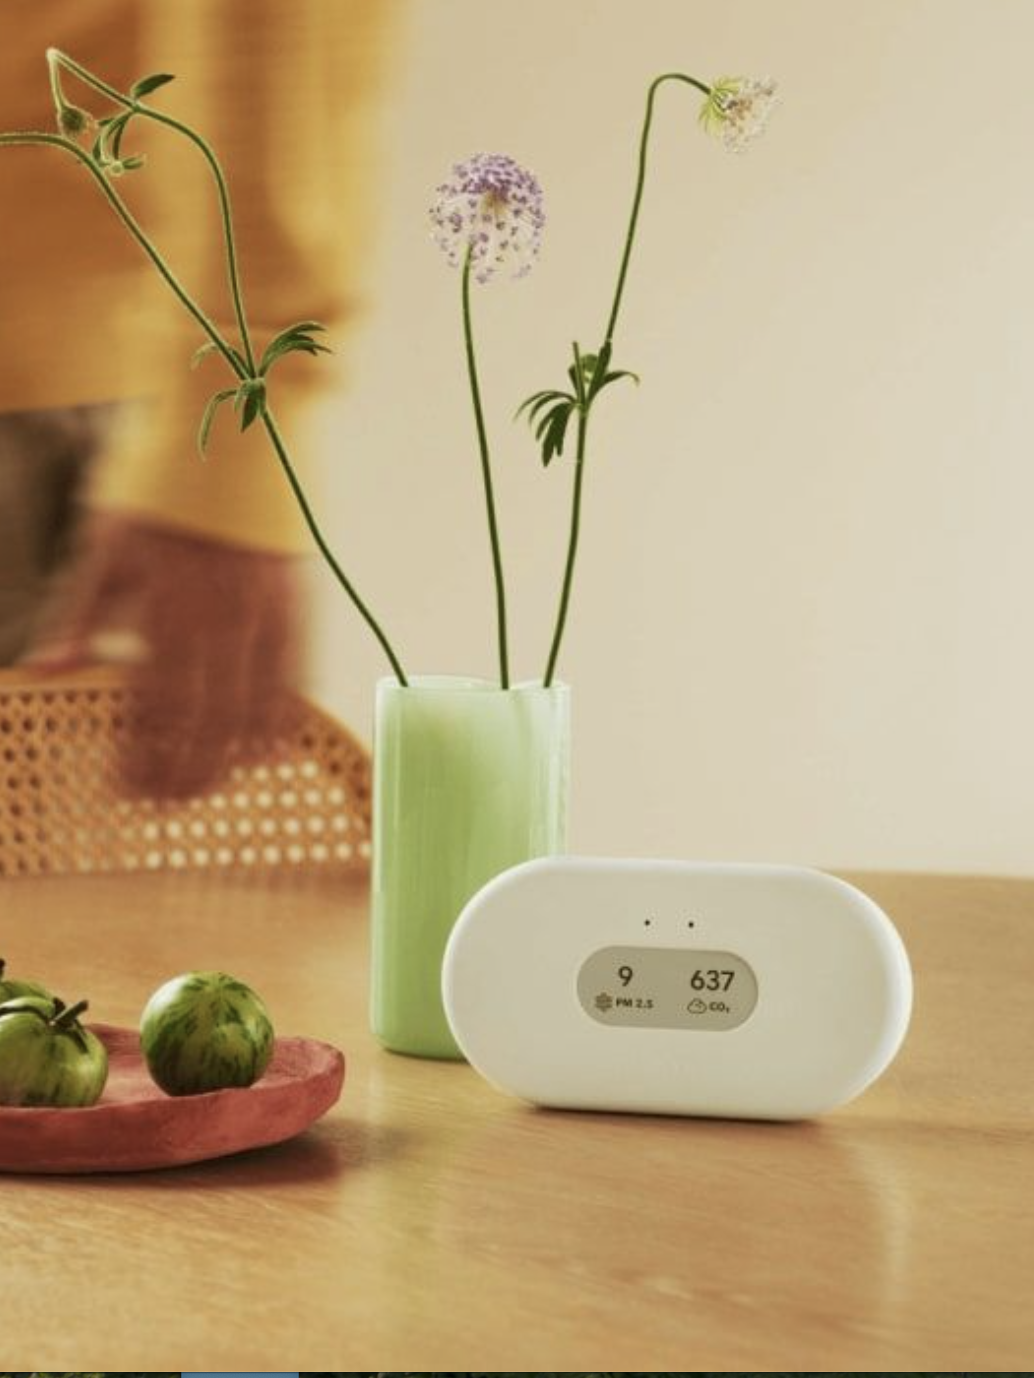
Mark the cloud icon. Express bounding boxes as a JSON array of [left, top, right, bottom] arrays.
[[688, 998, 708, 1013]]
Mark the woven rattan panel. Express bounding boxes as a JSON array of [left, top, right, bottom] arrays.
[[0, 667, 371, 879]]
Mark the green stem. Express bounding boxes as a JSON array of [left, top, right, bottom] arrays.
[[543, 70, 711, 683], [544, 405, 588, 687], [48, 48, 257, 373], [462, 247, 509, 688], [47, 54, 68, 120], [261, 408, 408, 685], [0, 128, 408, 684], [603, 71, 711, 348], [0, 130, 241, 376]]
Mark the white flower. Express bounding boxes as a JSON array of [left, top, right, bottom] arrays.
[[699, 76, 778, 154]]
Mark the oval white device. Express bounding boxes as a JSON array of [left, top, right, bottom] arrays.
[[442, 857, 912, 1120]]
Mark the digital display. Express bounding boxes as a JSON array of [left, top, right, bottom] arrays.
[[577, 945, 758, 1031]]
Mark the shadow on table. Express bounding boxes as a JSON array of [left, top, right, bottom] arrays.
[[22, 1115, 409, 1189]]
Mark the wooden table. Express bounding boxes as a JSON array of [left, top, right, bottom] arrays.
[[1, 868, 1032, 1370]]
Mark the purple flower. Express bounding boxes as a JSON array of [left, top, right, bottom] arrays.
[[429, 152, 545, 283]]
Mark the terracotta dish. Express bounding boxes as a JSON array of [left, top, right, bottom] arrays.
[[0, 1024, 345, 1173]]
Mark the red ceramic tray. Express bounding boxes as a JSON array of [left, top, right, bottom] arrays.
[[0, 1024, 345, 1173]]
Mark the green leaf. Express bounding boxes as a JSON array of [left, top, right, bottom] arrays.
[[131, 73, 176, 100], [541, 403, 574, 466], [286, 336, 332, 355], [91, 111, 134, 166], [567, 343, 588, 406], [597, 368, 641, 395], [259, 321, 331, 375], [240, 393, 263, 430], [190, 341, 221, 370], [109, 112, 132, 159], [520, 390, 572, 428], [234, 378, 267, 432], [515, 388, 564, 421], [526, 394, 567, 427], [260, 337, 332, 375], [197, 388, 236, 458], [92, 115, 117, 163], [584, 342, 614, 399], [534, 400, 571, 443], [274, 320, 326, 335]]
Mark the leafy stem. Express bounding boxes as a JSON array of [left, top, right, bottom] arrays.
[[462, 245, 510, 688], [543, 404, 589, 687], [47, 48, 257, 374], [0, 129, 240, 376], [521, 70, 710, 684], [1, 68, 409, 684], [528, 338, 638, 687]]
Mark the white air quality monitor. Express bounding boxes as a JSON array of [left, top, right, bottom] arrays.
[[441, 857, 913, 1120]]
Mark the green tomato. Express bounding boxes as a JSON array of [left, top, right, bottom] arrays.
[[0, 995, 109, 1107], [0, 955, 54, 1004], [140, 971, 275, 1096]]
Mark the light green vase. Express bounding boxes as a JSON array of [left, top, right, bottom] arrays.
[[371, 675, 570, 1058]]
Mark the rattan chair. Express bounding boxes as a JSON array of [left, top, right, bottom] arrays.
[[0, 666, 371, 879]]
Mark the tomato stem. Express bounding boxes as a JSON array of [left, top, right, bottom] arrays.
[[53, 998, 90, 1029]]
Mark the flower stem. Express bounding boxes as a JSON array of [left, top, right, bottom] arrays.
[[544, 405, 589, 687], [261, 408, 408, 684], [0, 130, 240, 376], [462, 247, 510, 688], [603, 72, 711, 349], [47, 48, 257, 373], [47, 53, 68, 119], [542, 70, 711, 684], [0, 126, 409, 685]]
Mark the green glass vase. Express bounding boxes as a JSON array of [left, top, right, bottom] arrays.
[[371, 675, 570, 1058]]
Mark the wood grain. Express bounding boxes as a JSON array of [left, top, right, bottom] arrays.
[[0, 869, 1031, 1370]]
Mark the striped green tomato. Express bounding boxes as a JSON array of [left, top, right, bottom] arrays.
[[0, 995, 108, 1107], [0, 956, 54, 1004], [140, 971, 275, 1096]]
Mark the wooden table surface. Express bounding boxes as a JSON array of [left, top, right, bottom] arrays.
[[1, 867, 1032, 1370]]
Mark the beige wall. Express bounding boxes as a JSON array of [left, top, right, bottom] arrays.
[[311, 0, 1034, 875]]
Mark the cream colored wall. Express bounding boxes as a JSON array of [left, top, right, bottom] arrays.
[[311, 0, 1034, 875]]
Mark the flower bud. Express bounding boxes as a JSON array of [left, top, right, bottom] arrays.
[[104, 153, 147, 179], [57, 103, 94, 138]]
